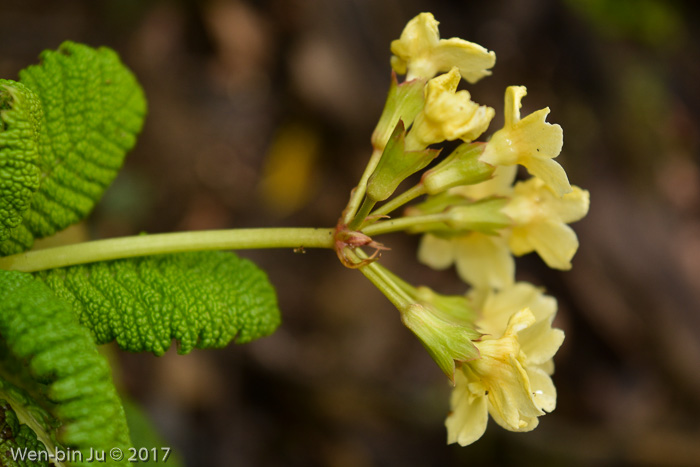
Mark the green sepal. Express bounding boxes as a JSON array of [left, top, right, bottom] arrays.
[[367, 121, 438, 202], [35, 251, 281, 356], [421, 142, 493, 195], [371, 73, 425, 150], [401, 301, 480, 383], [369, 263, 481, 382], [406, 193, 511, 236], [413, 285, 477, 323], [444, 198, 511, 234]]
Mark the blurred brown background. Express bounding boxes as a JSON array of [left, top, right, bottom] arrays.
[[2, 0, 700, 465]]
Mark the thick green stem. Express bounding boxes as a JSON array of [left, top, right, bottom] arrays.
[[0, 227, 335, 273], [370, 183, 426, 219]]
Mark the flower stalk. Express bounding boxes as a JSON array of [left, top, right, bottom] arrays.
[[0, 227, 335, 272]]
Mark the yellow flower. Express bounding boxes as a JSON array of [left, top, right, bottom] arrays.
[[481, 86, 572, 196], [446, 285, 564, 446], [405, 68, 494, 150], [417, 165, 516, 289], [418, 232, 514, 290], [468, 282, 556, 339], [416, 174, 589, 281], [504, 177, 590, 270], [390, 12, 496, 82]]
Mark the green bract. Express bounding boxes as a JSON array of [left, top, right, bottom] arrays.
[[36, 251, 281, 355], [0, 41, 147, 256]]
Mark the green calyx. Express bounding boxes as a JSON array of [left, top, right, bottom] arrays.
[[367, 121, 439, 203], [421, 142, 493, 195], [399, 285, 481, 382], [444, 198, 511, 234], [401, 302, 480, 383], [405, 193, 511, 236], [371, 74, 425, 150], [355, 257, 480, 382]]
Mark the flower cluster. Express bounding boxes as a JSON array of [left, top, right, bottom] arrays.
[[336, 12, 589, 447]]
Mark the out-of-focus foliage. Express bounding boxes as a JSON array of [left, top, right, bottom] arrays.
[[565, 0, 684, 47]]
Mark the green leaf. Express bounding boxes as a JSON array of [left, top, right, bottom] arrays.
[[36, 251, 281, 355], [0, 399, 51, 467], [0, 80, 42, 243], [0, 269, 131, 466], [1, 41, 147, 255]]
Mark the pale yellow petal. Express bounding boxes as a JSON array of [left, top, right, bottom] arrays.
[[426, 66, 460, 93], [480, 91, 569, 198], [506, 177, 586, 228], [431, 38, 496, 84], [454, 233, 514, 289], [390, 13, 439, 78], [439, 103, 493, 143], [508, 226, 534, 256], [446, 370, 489, 446], [510, 221, 579, 270], [523, 156, 572, 196], [553, 185, 590, 223], [481, 310, 544, 431], [477, 282, 557, 336], [485, 354, 543, 431], [389, 54, 407, 75], [519, 321, 565, 365], [539, 359, 555, 376], [480, 128, 518, 166], [517, 108, 564, 158], [417, 234, 456, 270], [410, 68, 494, 147], [526, 366, 558, 413], [503, 85, 527, 127]]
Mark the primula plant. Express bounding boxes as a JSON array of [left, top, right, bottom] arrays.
[[0, 12, 589, 465]]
